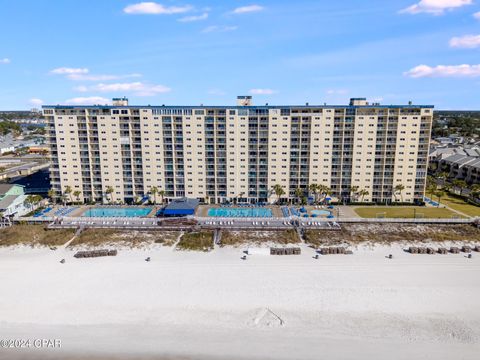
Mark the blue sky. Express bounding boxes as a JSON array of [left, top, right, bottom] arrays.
[[0, 0, 479, 110]]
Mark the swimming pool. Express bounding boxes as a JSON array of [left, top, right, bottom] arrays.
[[311, 210, 331, 216], [208, 208, 273, 217], [82, 207, 152, 217]]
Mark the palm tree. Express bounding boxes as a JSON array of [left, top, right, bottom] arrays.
[[159, 189, 165, 204], [295, 188, 304, 205], [358, 189, 369, 202], [350, 185, 359, 203], [317, 185, 332, 204], [205, 195, 210, 205], [272, 184, 285, 204], [435, 190, 445, 206], [47, 188, 56, 205], [150, 186, 158, 204], [24, 194, 42, 212], [105, 186, 114, 204], [394, 184, 405, 202], [73, 190, 81, 204], [64, 185, 72, 204]]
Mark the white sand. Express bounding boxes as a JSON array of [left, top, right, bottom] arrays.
[[1, 243, 480, 359]]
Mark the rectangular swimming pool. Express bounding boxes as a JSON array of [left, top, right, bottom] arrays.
[[208, 208, 272, 217], [82, 207, 152, 217]]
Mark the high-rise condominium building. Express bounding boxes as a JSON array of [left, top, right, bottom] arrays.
[[43, 97, 433, 205]]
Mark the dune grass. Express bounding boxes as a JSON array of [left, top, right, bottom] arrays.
[[353, 206, 460, 219], [0, 225, 75, 247], [69, 229, 180, 248], [176, 231, 214, 251], [220, 230, 299, 247], [304, 224, 480, 246]]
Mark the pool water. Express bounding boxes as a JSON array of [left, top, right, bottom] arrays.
[[311, 210, 331, 216], [82, 207, 152, 217], [208, 208, 272, 217]]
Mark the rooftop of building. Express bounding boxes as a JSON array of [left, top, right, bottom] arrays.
[[42, 97, 434, 110]]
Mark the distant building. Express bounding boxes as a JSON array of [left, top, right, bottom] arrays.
[[0, 184, 29, 217]]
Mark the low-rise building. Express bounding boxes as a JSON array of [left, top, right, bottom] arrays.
[[0, 184, 29, 217]]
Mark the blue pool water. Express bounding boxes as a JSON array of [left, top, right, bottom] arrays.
[[208, 208, 272, 218], [82, 207, 152, 217], [311, 210, 332, 216]]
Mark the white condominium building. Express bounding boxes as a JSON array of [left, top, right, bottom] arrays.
[[43, 96, 433, 204]]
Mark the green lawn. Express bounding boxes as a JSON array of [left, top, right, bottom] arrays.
[[353, 206, 461, 219], [438, 194, 480, 218]]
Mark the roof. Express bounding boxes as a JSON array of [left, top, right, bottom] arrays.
[[443, 154, 477, 166], [0, 195, 19, 210], [42, 104, 435, 110], [0, 184, 15, 194], [163, 198, 199, 216]]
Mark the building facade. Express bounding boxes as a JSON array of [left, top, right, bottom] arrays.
[[43, 97, 433, 204]]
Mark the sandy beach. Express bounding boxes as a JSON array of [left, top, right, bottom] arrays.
[[1, 242, 479, 359]]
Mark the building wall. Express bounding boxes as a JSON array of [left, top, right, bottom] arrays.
[[44, 102, 433, 204]]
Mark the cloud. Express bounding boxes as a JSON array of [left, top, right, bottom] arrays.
[[50, 67, 141, 81], [474, 11, 480, 19], [202, 25, 238, 33], [50, 67, 89, 75], [249, 88, 277, 95], [178, 12, 208, 22], [449, 34, 480, 48], [29, 98, 44, 106], [76, 82, 171, 96], [124, 2, 192, 15], [326, 89, 349, 95], [404, 64, 480, 77], [65, 97, 111, 105], [0, 58, 10, 64], [68, 73, 142, 81], [400, 0, 472, 15], [232, 5, 264, 14]]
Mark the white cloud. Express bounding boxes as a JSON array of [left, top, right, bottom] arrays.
[[232, 5, 264, 14], [202, 25, 238, 33], [50, 67, 89, 75], [68, 73, 142, 81], [404, 64, 480, 77], [178, 12, 208, 22], [124, 2, 192, 15], [400, 0, 472, 15], [326, 89, 349, 95], [249, 88, 277, 95], [449, 34, 480, 48], [29, 98, 44, 106], [0, 58, 10, 64], [77, 82, 171, 96], [473, 11, 480, 19], [65, 97, 111, 105], [51, 67, 141, 81]]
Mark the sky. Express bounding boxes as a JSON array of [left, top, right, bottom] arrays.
[[0, 0, 480, 110]]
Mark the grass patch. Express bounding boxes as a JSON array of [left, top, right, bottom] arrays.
[[220, 230, 299, 247], [304, 224, 480, 247], [440, 193, 480, 218], [353, 206, 461, 219], [176, 231, 213, 251], [0, 225, 75, 247], [69, 229, 180, 248]]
